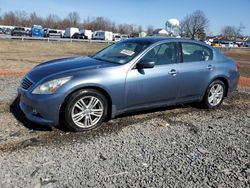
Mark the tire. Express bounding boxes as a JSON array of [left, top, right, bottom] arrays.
[[202, 80, 225, 109], [63, 89, 108, 132]]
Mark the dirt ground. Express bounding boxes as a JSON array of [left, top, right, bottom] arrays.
[[0, 75, 249, 187], [0, 40, 107, 71], [0, 40, 249, 77], [223, 48, 250, 77]]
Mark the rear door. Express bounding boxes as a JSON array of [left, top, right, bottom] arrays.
[[178, 42, 214, 101]]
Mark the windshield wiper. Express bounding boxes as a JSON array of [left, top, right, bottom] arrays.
[[92, 56, 119, 64], [92, 56, 104, 61]]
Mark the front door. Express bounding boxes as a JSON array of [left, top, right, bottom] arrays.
[[125, 42, 180, 110]]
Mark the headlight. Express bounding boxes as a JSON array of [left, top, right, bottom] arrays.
[[32, 76, 71, 94]]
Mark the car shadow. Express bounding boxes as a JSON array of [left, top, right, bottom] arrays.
[[7, 97, 205, 151], [9, 97, 53, 132], [10, 96, 203, 133], [116, 104, 192, 119]]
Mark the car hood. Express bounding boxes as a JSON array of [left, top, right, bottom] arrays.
[[27, 56, 116, 82]]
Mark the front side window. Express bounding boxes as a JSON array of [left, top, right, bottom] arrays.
[[182, 43, 213, 62], [140, 42, 177, 65]]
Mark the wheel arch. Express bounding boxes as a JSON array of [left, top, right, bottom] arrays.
[[207, 76, 229, 97], [59, 86, 113, 124], [211, 76, 229, 97]]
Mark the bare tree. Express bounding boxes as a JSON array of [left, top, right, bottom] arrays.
[[60, 18, 71, 29], [137, 25, 143, 33], [0, 9, 144, 34], [146, 25, 154, 36], [83, 16, 114, 31], [29, 12, 43, 26], [44, 14, 61, 28], [0, 8, 2, 23], [67, 12, 80, 27], [221, 24, 245, 40], [1, 10, 28, 26], [181, 10, 209, 39], [118, 24, 134, 34], [15, 10, 28, 26], [2, 11, 18, 25]]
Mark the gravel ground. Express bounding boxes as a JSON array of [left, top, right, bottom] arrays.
[[0, 76, 249, 188], [0, 75, 22, 102]]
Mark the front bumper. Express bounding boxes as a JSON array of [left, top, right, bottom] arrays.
[[18, 87, 65, 126]]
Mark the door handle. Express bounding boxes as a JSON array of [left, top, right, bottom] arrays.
[[207, 65, 213, 70], [168, 69, 178, 76]]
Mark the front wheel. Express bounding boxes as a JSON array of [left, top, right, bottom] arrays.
[[63, 89, 108, 131], [202, 80, 225, 109]]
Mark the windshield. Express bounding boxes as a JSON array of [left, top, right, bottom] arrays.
[[93, 41, 151, 64], [16, 28, 25, 31]]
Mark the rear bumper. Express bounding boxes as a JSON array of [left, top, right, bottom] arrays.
[[228, 72, 240, 94], [18, 88, 64, 126]]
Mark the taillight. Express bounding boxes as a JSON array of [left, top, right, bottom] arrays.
[[236, 63, 240, 71]]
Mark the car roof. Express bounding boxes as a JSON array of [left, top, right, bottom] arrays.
[[125, 37, 213, 49]]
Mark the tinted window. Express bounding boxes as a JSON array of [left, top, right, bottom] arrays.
[[182, 43, 213, 62], [15, 27, 25, 31], [49, 30, 57, 33], [140, 42, 177, 65]]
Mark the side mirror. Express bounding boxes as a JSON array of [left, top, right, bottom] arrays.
[[137, 61, 155, 69]]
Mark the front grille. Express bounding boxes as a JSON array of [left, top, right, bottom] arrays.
[[21, 77, 33, 90]]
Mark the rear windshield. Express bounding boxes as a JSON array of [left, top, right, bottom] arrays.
[[15, 27, 25, 31], [49, 30, 57, 33]]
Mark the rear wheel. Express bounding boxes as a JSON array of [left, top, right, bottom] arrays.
[[63, 89, 108, 131], [202, 80, 225, 109]]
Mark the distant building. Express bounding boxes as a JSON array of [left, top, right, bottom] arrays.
[[139, 32, 147, 37], [153, 28, 168, 36]]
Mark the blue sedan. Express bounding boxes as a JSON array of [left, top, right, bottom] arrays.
[[18, 37, 240, 131]]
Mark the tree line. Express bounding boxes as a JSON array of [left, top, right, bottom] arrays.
[[179, 10, 245, 40], [0, 9, 246, 40], [0, 10, 151, 35]]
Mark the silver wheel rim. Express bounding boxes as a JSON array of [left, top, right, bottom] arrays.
[[208, 84, 224, 106], [71, 96, 104, 128]]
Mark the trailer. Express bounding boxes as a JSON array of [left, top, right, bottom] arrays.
[[93, 31, 113, 41], [56, 29, 65, 38], [64, 27, 79, 38], [113, 33, 121, 42], [79, 29, 92, 39]]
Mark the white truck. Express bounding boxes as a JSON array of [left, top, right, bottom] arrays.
[[64, 27, 79, 38], [79, 29, 92, 39], [113, 33, 121, 42], [220, 41, 238, 48], [93, 31, 113, 41], [120, 34, 129, 41]]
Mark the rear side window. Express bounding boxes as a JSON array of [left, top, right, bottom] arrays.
[[181, 43, 213, 62]]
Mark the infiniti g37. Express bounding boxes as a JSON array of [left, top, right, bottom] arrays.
[[18, 37, 240, 131]]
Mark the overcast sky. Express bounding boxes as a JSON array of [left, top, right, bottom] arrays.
[[0, 0, 249, 35]]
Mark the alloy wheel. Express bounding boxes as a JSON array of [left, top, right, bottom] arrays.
[[71, 96, 104, 128], [208, 83, 224, 106]]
